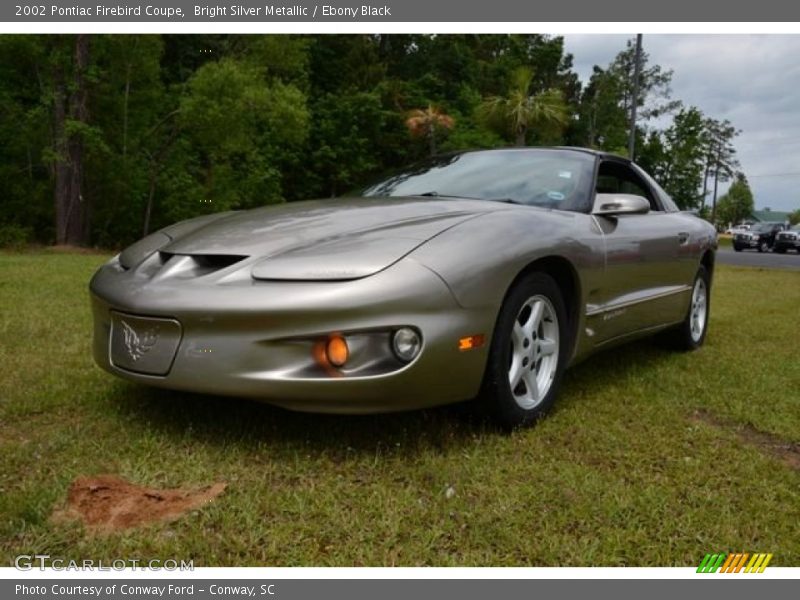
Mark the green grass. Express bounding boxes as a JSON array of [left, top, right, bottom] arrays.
[[1, 250, 798, 566]]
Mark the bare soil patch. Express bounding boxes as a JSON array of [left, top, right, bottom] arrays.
[[53, 474, 226, 533], [691, 409, 800, 471]]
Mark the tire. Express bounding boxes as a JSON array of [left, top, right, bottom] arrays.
[[758, 240, 768, 253], [774, 246, 786, 254], [478, 272, 569, 429], [669, 265, 711, 351], [733, 245, 742, 252]]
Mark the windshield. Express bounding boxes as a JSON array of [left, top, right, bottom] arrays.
[[751, 223, 775, 232], [358, 149, 596, 213]]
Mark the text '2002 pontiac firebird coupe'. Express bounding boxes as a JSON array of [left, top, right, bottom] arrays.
[[90, 147, 717, 428]]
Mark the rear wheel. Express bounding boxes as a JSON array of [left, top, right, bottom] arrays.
[[774, 247, 786, 254], [733, 245, 742, 252], [669, 265, 710, 351], [758, 240, 768, 253], [478, 272, 568, 429]]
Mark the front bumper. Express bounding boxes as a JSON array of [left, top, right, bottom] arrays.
[[774, 239, 800, 251], [733, 237, 761, 249], [90, 257, 495, 413]]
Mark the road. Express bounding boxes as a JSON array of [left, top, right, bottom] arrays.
[[717, 246, 800, 270]]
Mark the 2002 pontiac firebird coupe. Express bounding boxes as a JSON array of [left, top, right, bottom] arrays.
[[90, 147, 716, 428]]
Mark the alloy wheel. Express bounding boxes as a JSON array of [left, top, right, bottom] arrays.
[[689, 277, 708, 342], [508, 295, 559, 409]]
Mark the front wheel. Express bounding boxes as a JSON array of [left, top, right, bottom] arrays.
[[669, 265, 710, 351], [758, 241, 769, 253], [774, 247, 786, 254], [733, 245, 742, 252], [478, 272, 568, 429]]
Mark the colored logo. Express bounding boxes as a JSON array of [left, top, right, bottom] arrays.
[[697, 553, 772, 573]]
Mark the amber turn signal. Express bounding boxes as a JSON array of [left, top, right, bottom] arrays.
[[326, 335, 349, 367], [458, 334, 485, 351]]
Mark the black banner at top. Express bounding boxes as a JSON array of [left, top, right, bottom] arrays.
[[3, 0, 800, 22]]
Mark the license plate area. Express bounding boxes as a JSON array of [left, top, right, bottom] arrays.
[[109, 311, 182, 376]]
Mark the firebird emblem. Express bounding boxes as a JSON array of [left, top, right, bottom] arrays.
[[121, 320, 158, 361]]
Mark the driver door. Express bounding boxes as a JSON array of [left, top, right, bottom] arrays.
[[591, 160, 691, 344]]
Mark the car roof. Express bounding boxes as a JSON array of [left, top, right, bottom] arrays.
[[454, 146, 630, 163]]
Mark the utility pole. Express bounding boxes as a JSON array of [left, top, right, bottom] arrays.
[[711, 143, 721, 225], [628, 34, 643, 161]]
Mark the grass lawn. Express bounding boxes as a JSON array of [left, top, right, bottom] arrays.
[[1, 250, 798, 566]]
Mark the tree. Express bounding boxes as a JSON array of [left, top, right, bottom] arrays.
[[309, 91, 392, 197], [700, 118, 740, 219], [52, 35, 91, 246], [638, 107, 707, 209], [788, 209, 800, 226], [715, 173, 754, 228], [479, 67, 568, 146], [178, 58, 309, 215], [575, 38, 680, 157], [405, 105, 455, 156]]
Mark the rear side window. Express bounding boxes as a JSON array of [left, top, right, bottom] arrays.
[[633, 164, 680, 212]]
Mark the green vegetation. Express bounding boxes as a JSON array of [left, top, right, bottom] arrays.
[[1, 251, 798, 566], [716, 174, 756, 228], [0, 34, 744, 249]]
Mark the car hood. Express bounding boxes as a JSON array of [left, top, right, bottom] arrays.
[[163, 197, 500, 280]]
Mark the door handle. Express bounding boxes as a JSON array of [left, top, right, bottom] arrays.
[[677, 232, 690, 245]]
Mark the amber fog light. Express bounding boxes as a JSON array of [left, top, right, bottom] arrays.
[[392, 328, 421, 362], [326, 335, 349, 367]]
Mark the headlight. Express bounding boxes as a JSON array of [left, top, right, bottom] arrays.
[[392, 328, 422, 362]]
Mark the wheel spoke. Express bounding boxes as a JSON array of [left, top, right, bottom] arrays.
[[508, 355, 524, 390], [523, 368, 541, 402], [527, 300, 544, 335], [512, 321, 525, 351]]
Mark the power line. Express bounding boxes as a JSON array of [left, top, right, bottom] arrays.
[[746, 171, 800, 178]]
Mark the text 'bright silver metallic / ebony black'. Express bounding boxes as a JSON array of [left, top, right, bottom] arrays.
[[90, 147, 717, 428]]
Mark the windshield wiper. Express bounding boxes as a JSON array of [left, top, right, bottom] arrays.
[[490, 198, 527, 205]]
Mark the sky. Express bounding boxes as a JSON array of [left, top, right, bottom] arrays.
[[562, 34, 800, 214]]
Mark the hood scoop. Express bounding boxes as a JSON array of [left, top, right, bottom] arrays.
[[135, 252, 248, 281]]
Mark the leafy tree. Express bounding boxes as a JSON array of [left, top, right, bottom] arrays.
[[575, 38, 680, 157], [307, 91, 392, 197], [700, 118, 740, 218], [405, 105, 455, 156], [639, 107, 707, 209], [178, 58, 309, 214], [715, 173, 754, 228], [788, 209, 800, 226], [574, 66, 627, 150], [0, 33, 746, 248], [479, 67, 568, 146]]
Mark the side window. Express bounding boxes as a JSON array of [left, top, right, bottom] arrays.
[[596, 161, 660, 211]]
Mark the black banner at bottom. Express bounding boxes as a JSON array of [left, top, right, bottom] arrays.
[[3, 579, 795, 600]]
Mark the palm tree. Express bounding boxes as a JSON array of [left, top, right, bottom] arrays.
[[480, 67, 568, 146], [405, 105, 455, 156]]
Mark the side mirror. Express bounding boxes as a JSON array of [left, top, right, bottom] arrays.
[[592, 193, 651, 216]]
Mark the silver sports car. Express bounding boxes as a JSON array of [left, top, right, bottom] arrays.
[[90, 147, 716, 428]]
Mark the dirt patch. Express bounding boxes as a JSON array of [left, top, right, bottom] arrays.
[[691, 409, 800, 471], [53, 475, 226, 534]]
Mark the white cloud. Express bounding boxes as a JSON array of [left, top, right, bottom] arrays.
[[563, 34, 800, 213]]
